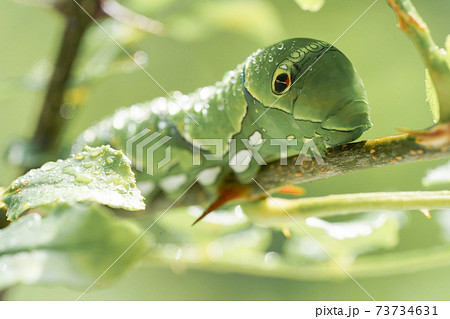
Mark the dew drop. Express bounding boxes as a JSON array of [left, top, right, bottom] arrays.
[[75, 174, 92, 184], [133, 50, 148, 65], [75, 154, 85, 160], [83, 162, 94, 169], [89, 149, 102, 158], [63, 166, 78, 176], [41, 162, 57, 171], [264, 251, 280, 265], [158, 121, 167, 129], [106, 175, 122, 186]]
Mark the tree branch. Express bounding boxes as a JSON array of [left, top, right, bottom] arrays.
[[30, 0, 99, 164], [250, 132, 449, 197], [143, 132, 450, 213]]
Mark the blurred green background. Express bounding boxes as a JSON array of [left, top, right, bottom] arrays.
[[1, 0, 450, 300]]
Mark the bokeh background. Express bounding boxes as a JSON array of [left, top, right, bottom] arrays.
[[1, 0, 449, 300]]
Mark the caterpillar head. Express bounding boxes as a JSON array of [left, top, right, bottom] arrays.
[[243, 38, 371, 146]]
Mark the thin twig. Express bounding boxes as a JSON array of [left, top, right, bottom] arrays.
[[100, 0, 163, 35], [30, 0, 99, 166]]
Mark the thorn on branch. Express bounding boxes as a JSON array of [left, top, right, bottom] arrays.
[[142, 132, 450, 214], [401, 123, 450, 148]]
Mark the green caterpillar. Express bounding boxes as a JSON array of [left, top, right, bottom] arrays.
[[73, 38, 371, 210]]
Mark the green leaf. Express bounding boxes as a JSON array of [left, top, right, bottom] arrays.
[[423, 161, 450, 186], [0, 203, 149, 290], [1, 145, 145, 221], [294, 0, 325, 12], [425, 68, 440, 123]]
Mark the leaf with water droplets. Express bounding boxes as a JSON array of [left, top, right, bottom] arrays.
[[1, 145, 145, 220], [0, 203, 149, 290]]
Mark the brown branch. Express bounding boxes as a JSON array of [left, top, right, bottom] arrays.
[[141, 131, 450, 213], [30, 0, 100, 165], [250, 132, 449, 196]]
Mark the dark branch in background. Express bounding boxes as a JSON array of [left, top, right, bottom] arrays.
[[0, 208, 9, 229], [30, 0, 99, 164], [28, 0, 163, 170], [1, 0, 165, 300], [0, 0, 100, 299]]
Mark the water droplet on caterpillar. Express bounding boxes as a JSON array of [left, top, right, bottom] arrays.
[[41, 162, 57, 171]]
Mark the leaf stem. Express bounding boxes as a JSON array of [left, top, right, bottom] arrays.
[[387, 0, 450, 122], [243, 191, 450, 224]]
